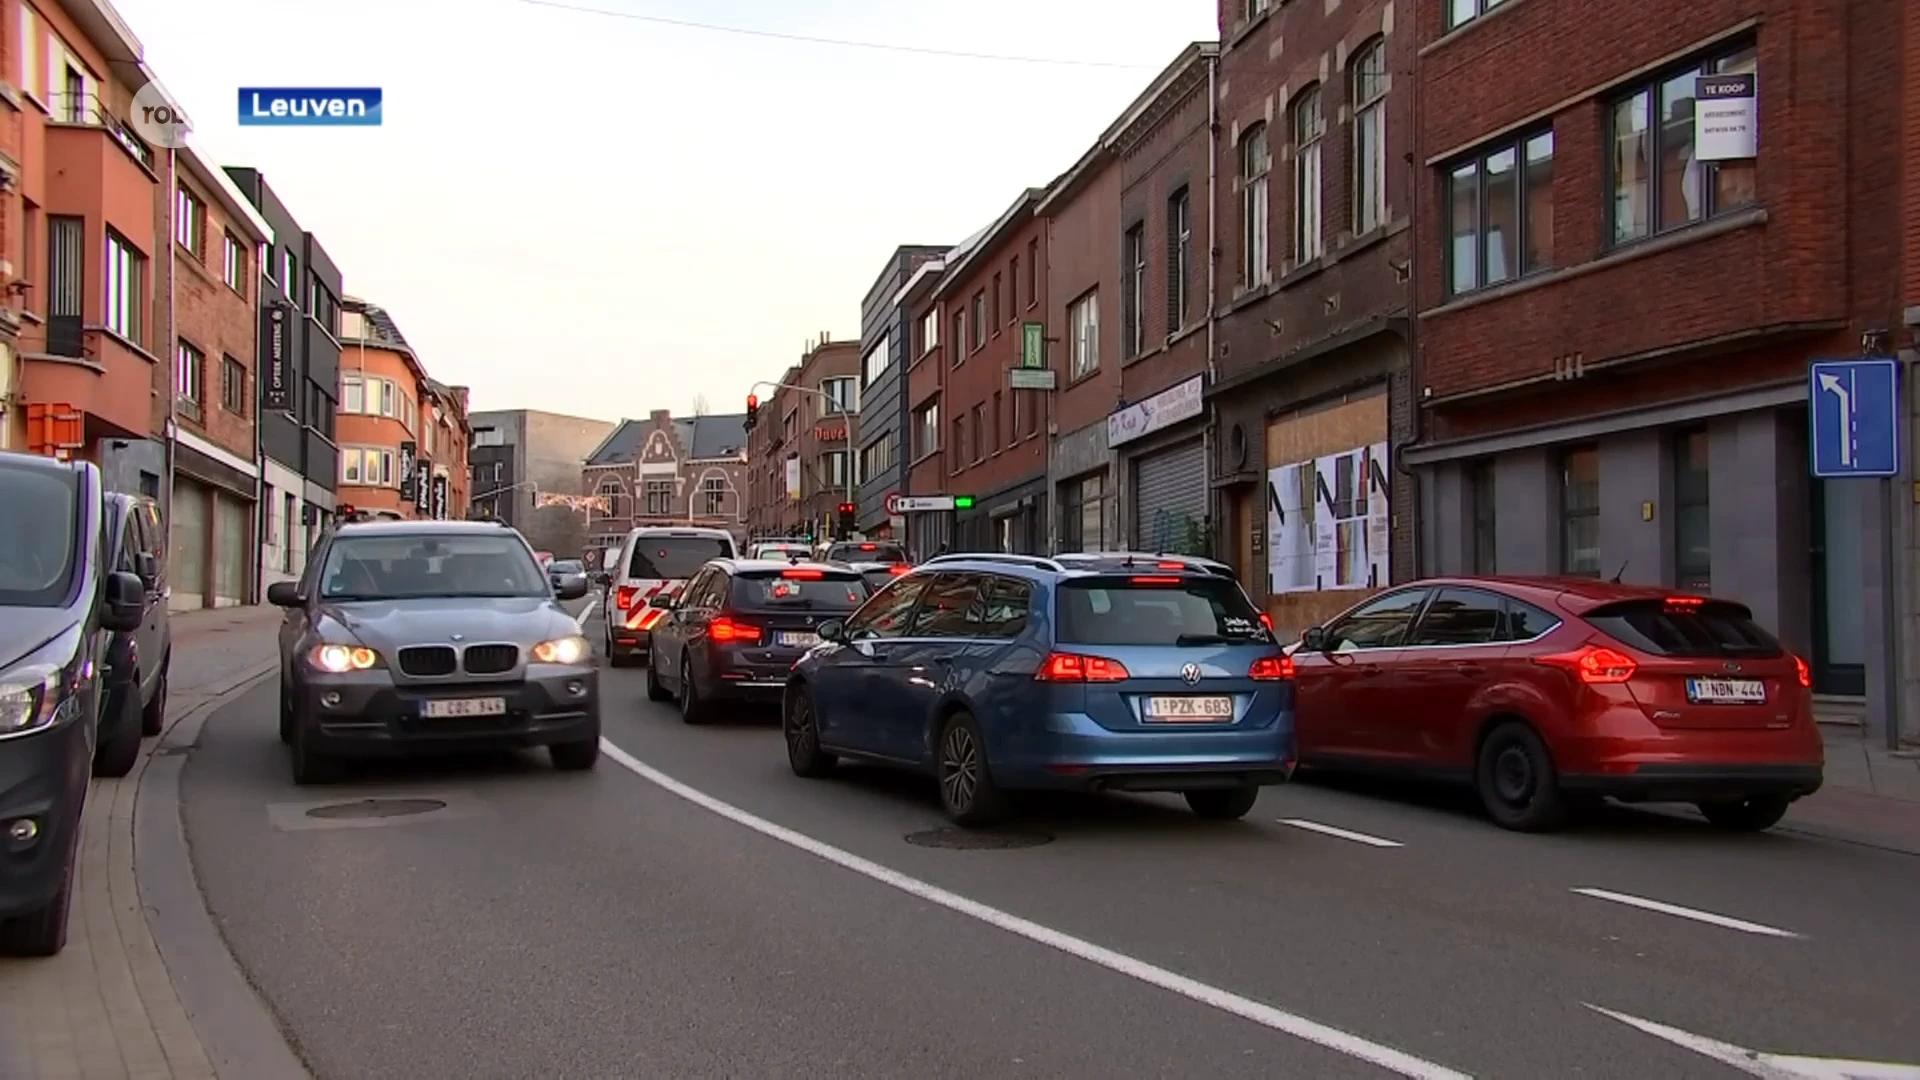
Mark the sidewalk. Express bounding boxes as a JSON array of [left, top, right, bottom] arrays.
[[0, 605, 284, 1080], [1778, 724, 1920, 854]]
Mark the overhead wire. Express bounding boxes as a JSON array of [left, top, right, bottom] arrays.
[[514, 0, 1156, 69]]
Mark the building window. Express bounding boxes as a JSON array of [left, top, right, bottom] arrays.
[[1068, 289, 1098, 379], [1246, 0, 1270, 17], [991, 391, 1003, 449], [969, 291, 985, 352], [1673, 428, 1711, 591], [341, 374, 365, 413], [950, 311, 964, 366], [1559, 446, 1600, 576], [990, 272, 1001, 328], [1292, 85, 1325, 264], [862, 430, 897, 479], [1446, 0, 1509, 30], [919, 310, 938, 356], [702, 475, 726, 517], [1351, 40, 1388, 235], [1007, 257, 1019, 322], [1470, 459, 1496, 574], [221, 355, 246, 415], [221, 231, 248, 294], [104, 231, 144, 343], [913, 403, 939, 458], [822, 375, 858, 414], [341, 447, 395, 487], [47, 215, 83, 356], [970, 406, 984, 463], [1446, 130, 1554, 295], [1240, 123, 1270, 287], [644, 480, 673, 516], [1061, 472, 1110, 552], [174, 186, 204, 257], [1608, 43, 1758, 246], [951, 416, 965, 470], [1026, 238, 1038, 304], [1122, 223, 1146, 358], [823, 450, 852, 489], [1167, 188, 1191, 333], [282, 250, 297, 302], [175, 341, 204, 413]]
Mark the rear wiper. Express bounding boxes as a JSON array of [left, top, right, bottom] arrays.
[[1175, 633, 1231, 646]]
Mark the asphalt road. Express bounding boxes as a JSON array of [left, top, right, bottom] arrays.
[[178, 602, 1920, 1079]]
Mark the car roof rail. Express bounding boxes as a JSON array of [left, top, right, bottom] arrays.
[[921, 552, 1066, 572]]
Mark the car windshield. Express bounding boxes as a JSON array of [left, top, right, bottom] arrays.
[[1056, 575, 1268, 646], [0, 463, 80, 607], [1584, 598, 1784, 658], [730, 569, 868, 611], [319, 533, 548, 600], [826, 542, 906, 564], [549, 560, 583, 573], [629, 536, 733, 580]]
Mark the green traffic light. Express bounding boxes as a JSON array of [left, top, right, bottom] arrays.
[[953, 495, 974, 509]]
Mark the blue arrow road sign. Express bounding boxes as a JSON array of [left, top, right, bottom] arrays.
[[1809, 358, 1901, 478]]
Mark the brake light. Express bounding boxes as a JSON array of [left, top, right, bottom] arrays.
[[616, 585, 639, 611], [1664, 595, 1705, 610], [781, 568, 824, 579], [709, 617, 761, 643], [1035, 652, 1130, 682], [1794, 654, 1811, 688], [859, 543, 877, 550], [1535, 645, 1637, 683], [1248, 655, 1293, 680], [887, 565, 910, 576], [1156, 561, 1186, 569], [1129, 576, 1183, 585]]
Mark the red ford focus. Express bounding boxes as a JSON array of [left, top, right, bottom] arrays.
[[1289, 577, 1823, 832]]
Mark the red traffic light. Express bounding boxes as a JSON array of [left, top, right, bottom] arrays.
[[837, 503, 856, 514], [746, 394, 758, 409]]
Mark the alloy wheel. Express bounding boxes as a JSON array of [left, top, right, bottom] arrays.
[[786, 696, 816, 758], [939, 724, 979, 811]]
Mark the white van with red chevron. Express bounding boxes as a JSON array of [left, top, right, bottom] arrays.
[[602, 526, 737, 666]]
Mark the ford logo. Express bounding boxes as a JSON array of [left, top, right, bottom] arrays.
[[1723, 661, 1742, 674], [1180, 663, 1201, 684]]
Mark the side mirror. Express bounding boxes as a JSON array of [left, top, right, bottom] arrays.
[[1301, 626, 1329, 653], [134, 551, 158, 587], [555, 578, 589, 601], [266, 581, 302, 607], [817, 618, 847, 643], [590, 571, 610, 586], [101, 571, 144, 633]]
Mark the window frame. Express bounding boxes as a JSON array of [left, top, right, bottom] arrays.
[[821, 375, 858, 415], [1443, 127, 1555, 296], [1351, 40, 1388, 235], [1292, 84, 1325, 264], [1445, 0, 1510, 30], [221, 230, 248, 294], [1604, 42, 1759, 248], [103, 230, 143, 343], [969, 290, 986, 353], [1167, 187, 1191, 333], [174, 185, 204, 258], [220, 354, 246, 415], [1240, 123, 1270, 287], [174, 339, 204, 410], [1122, 222, 1146, 358], [1068, 289, 1098, 379], [1558, 445, 1601, 577]]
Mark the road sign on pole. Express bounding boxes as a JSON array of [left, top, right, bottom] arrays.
[[1809, 358, 1901, 477], [892, 495, 955, 512], [883, 492, 902, 515]]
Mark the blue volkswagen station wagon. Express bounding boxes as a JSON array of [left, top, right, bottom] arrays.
[[782, 554, 1297, 827]]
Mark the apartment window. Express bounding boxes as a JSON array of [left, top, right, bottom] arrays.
[[1446, 130, 1555, 295], [47, 215, 82, 356], [862, 338, 889, 388], [1559, 446, 1600, 576], [309, 276, 340, 336], [1292, 86, 1325, 263], [918, 310, 938, 356], [341, 448, 395, 487], [221, 231, 247, 294], [991, 391, 1003, 449], [913, 403, 939, 458], [174, 187, 204, 257], [644, 480, 672, 516], [950, 311, 964, 366], [282, 250, 297, 303], [1240, 124, 1270, 287], [822, 375, 858, 414], [221, 355, 246, 415], [1068, 290, 1098, 379], [823, 450, 852, 488], [969, 291, 985, 352], [1607, 44, 1758, 246], [1352, 40, 1388, 234], [1122, 223, 1146, 358], [104, 231, 144, 343], [175, 341, 204, 412], [1470, 459, 1496, 574], [341, 374, 366, 413], [862, 431, 897, 479], [970, 405, 984, 462], [1673, 428, 1711, 591], [380, 379, 397, 417], [1025, 238, 1038, 304], [1246, 0, 1271, 17], [1167, 188, 1191, 333], [1446, 0, 1509, 30], [990, 273, 1002, 329], [1007, 257, 1020, 322], [702, 476, 726, 517], [951, 416, 965, 469]]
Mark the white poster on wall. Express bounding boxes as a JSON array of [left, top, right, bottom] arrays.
[[1267, 441, 1390, 594], [1265, 462, 1315, 594], [784, 456, 801, 502]]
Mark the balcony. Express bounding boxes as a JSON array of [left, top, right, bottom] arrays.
[[43, 91, 159, 239]]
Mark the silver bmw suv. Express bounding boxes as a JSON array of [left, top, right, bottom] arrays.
[[268, 519, 597, 785]]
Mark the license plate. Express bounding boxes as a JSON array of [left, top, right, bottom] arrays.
[[777, 632, 821, 648], [1686, 678, 1766, 704], [421, 697, 507, 719], [1142, 695, 1234, 721]]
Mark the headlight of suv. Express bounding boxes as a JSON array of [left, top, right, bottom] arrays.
[[0, 664, 63, 738], [531, 636, 589, 665], [308, 644, 380, 673]]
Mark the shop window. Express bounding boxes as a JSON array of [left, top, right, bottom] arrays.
[[1673, 428, 1711, 591]]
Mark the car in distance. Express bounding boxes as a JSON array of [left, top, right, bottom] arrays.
[[750, 540, 814, 561], [1288, 576, 1823, 832], [784, 553, 1296, 827], [824, 540, 912, 592], [547, 557, 587, 593], [648, 559, 871, 722], [269, 519, 599, 784], [602, 526, 738, 667], [0, 453, 146, 955]]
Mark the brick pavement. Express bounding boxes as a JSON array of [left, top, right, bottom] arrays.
[[0, 605, 282, 1080]]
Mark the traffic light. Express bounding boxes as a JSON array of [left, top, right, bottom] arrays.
[[836, 502, 856, 539], [952, 495, 975, 509], [744, 393, 758, 431]]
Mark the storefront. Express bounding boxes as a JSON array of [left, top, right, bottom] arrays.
[[1108, 374, 1207, 553], [954, 474, 1047, 555], [170, 430, 258, 609]]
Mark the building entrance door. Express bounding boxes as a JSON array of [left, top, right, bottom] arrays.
[[1810, 477, 1866, 695]]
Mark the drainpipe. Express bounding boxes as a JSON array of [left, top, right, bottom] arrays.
[[162, 146, 178, 591], [1397, 44, 1425, 579], [1203, 49, 1221, 559]]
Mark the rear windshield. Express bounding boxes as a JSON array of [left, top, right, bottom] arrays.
[[627, 536, 733, 580], [1585, 599, 1783, 658], [752, 543, 812, 560], [550, 560, 583, 573], [826, 542, 907, 564], [730, 570, 868, 611], [0, 463, 80, 607], [1056, 576, 1267, 646]]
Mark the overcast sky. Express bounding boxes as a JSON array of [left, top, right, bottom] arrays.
[[111, 0, 1216, 422]]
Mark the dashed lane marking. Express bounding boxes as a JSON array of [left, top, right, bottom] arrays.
[[1571, 888, 1802, 939], [1278, 819, 1404, 848], [597, 739, 1472, 1079]]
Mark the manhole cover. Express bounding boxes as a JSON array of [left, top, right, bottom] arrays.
[[305, 798, 446, 820], [904, 828, 1053, 850]]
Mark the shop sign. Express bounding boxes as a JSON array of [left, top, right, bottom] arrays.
[[1107, 374, 1204, 447]]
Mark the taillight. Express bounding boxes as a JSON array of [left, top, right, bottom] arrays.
[[781, 569, 823, 579], [1155, 561, 1186, 569], [1258, 613, 1275, 634], [1794, 654, 1811, 688], [1249, 655, 1293, 680], [709, 616, 761, 643], [1534, 645, 1637, 683], [1035, 652, 1130, 682], [1129, 575, 1183, 585], [1664, 595, 1705, 611], [887, 565, 910, 576], [615, 585, 638, 610]]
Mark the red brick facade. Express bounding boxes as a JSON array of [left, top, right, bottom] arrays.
[[168, 156, 262, 462], [586, 408, 750, 545]]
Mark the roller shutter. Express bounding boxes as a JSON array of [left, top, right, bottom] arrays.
[[215, 494, 249, 604], [169, 478, 208, 610], [1130, 439, 1207, 552]]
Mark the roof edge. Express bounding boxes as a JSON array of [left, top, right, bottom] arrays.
[[932, 188, 1046, 300]]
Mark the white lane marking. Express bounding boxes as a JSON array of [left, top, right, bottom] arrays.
[[1278, 819, 1403, 848], [597, 739, 1470, 1079], [578, 598, 600, 624], [1588, 1005, 1920, 1077], [1571, 888, 1802, 938]]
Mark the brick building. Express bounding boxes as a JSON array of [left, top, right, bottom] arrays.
[[1208, 0, 1415, 636], [421, 378, 471, 521], [742, 337, 860, 541], [743, 363, 800, 538], [581, 408, 750, 553], [855, 245, 947, 540], [336, 297, 437, 520], [1403, 0, 1917, 730]]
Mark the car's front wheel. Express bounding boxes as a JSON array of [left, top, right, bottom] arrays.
[[0, 852, 74, 957], [141, 662, 169, 737], [936, 712, 1008, 828], [92, 687, 141, 779], [1697, 795, 1791, 832]]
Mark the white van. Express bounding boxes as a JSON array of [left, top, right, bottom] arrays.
[[603, 525, 737, 666]]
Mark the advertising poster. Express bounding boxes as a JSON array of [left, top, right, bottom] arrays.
[[1267, 441, 1390, 593], [1265, 462, 1315, 593]]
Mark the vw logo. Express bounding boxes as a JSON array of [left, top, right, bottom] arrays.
[[1180, 663, 1201, 684]]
